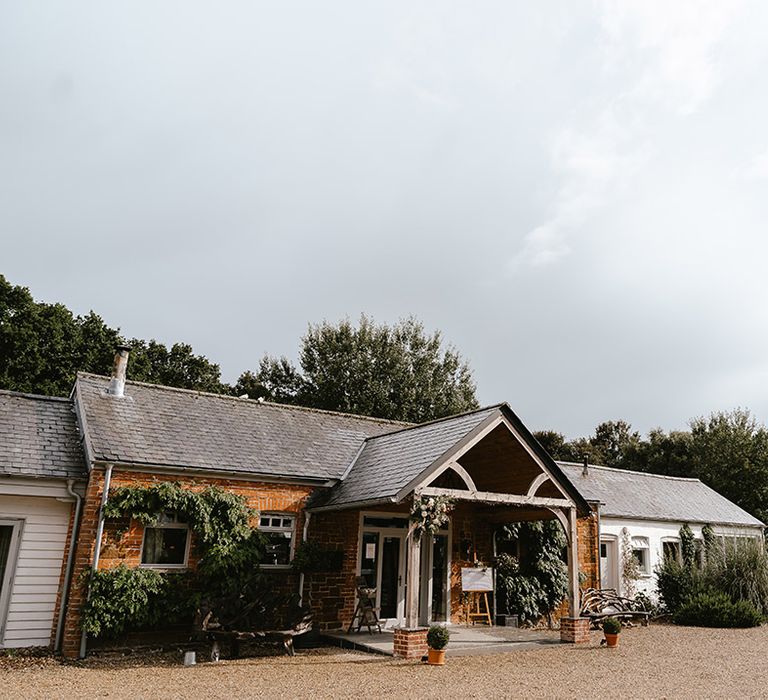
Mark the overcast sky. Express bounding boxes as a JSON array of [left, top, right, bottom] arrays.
[[3, 1, 768, 437]]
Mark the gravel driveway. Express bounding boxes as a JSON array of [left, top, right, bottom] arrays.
[[2, 624, 766, 699]]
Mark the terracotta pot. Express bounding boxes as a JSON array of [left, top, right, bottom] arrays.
[[604, 633, 619, 648], [428, 648, 446, 665]]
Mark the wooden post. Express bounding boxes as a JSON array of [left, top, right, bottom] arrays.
[[567, 507, 580, 617], [405, 524, 421, 628]]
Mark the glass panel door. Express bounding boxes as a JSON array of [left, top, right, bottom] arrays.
[[431, 534, 448, 622], [379, 536, 401, 619], [360, 532, 379, 588], [0, 526, 12, 596]]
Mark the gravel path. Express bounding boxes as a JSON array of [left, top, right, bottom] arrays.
[[2, 625, 767, 699]]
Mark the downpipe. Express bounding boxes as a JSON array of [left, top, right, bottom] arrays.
[[54, 479, 83, 653]]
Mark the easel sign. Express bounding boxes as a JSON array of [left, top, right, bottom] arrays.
[[461, 567, 493, 592]]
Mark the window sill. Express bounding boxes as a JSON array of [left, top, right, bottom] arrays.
[[139, 564, 190, 571], [261, 565, 293, 571]]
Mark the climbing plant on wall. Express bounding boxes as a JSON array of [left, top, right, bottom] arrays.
[[82, 483, 270, 639], [495, 520, 568, 626]]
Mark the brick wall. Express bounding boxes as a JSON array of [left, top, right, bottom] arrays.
[[49, 494, 79, 648], [304, 509, 360, 631], [61, 467, 314, 658]]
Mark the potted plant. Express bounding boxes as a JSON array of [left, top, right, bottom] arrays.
[[602, 616, 621, 648], [426, 625, 450, 665]]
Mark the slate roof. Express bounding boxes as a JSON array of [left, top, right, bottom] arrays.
[[559, 462, 764, 528], [75, 373, 403, 480], [0, 390, 86, 480], [312, 406, 503, 508]]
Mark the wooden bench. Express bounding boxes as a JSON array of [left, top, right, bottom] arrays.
[[580, 588, 651, 628], [197, 605, 313, 660]]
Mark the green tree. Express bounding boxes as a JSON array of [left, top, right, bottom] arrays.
[[590, 420, 641, 468], [0, 275, 226, 396], [688, 409, 768, 525], [240, 315, 478, 422]]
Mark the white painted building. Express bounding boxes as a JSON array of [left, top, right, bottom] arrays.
[[560, 462, 765, 599], [0, 392, 86, 649]]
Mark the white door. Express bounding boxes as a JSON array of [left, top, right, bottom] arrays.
[[600, 539, 618, 590], [359, 528, 406, 627]]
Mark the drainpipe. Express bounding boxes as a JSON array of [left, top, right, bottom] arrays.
[[298, 511, 312, 607], [79, 464, 113, 659], [54, 479, 83, 653]]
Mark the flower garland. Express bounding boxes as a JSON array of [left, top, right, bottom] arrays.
[[410, 494, 454, 537]]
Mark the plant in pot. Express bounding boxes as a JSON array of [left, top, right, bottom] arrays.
[[426, 625, 450, 665], [602, 616, 622, 648]]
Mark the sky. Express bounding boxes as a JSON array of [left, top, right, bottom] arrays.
[[3, 1, 768, 438]]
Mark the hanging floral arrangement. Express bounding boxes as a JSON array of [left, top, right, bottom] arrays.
[[410, 495, 454, 537]]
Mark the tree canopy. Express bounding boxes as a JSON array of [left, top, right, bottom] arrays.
[[535, 409, 768, 525], [236, 316, 479, 423], [0, 275, 227, 396]]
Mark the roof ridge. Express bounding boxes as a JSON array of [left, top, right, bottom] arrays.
[[75, 372, 411, 427], [557, 460, 701, 483], [364, 403, 504, 441], [0, 388, 72, 404]]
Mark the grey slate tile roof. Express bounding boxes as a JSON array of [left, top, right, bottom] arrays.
[[0, 390, 86, 480], [75, 373, 403, 480], [314, 406, 502, 508], [559, 462, 764, 527]]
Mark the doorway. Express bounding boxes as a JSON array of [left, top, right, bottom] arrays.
[[600, 537, 618, 590], [0, 520, 22, 643], [359, 519, 407, 627]]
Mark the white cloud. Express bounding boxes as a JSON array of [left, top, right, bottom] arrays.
[[512, 0, 745, 270]]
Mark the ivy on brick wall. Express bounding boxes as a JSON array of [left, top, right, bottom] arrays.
[[103, 482, 262, 576], [83, 483, 271, 639]]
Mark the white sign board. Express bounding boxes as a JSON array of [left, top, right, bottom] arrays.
[[461, 567, 493, 592]]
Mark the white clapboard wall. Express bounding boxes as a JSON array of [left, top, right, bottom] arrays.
[[0, 495, 70, 648]]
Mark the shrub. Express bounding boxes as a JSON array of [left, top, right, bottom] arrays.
[[673, 591, 762, 628], [707, 539, 768, 616], [81, 565, 166, 638], [602, 617, 622, 634], [426, 625, 450, 650], [656, 556, 707, 614]]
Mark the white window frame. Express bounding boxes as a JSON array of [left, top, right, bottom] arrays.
[[631, 536, 652, 576], [139, 513, 191, 570], [661, 537, 682, 564], [259, 512, 296, 569]]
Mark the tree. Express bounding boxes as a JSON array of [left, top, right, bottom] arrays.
[[688, 410, 768, 525], [127, 340, 227, 394], [590, 420, 641, 468], [239, 315, 479, 422], [0, 275, 226, 396]]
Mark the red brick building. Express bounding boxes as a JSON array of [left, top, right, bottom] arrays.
[[4, 348, 603, 657]]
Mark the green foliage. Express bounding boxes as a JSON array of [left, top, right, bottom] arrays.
[[426, 625, 450, 650], [656, 556, 707, 614], [291, 540, 344, 573], [495, 521, 568, 625], [85, 484, 270, 637], [534, 421, 640, 467], [0, 274, 227, 396], [620, 528, 641, 598], [657, 532, 768, 625], [679, 523, 696, 568], [706, 538, 768, 616], [241, 315, 478, 422], [103, 483, 261, 576], [602, 616, 622, 634], [673, 591, 762, 628], [80, 565, 166, 638]]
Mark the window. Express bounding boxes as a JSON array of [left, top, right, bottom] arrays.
[[260, 514, 295, 567], [631, 536, 651, 575], [141, 513, 189, 567], [662, 539, 681, 563]]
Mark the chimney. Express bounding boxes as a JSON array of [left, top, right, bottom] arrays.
[[107, 345, 131, 397], [582, 455, 589, 477]]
